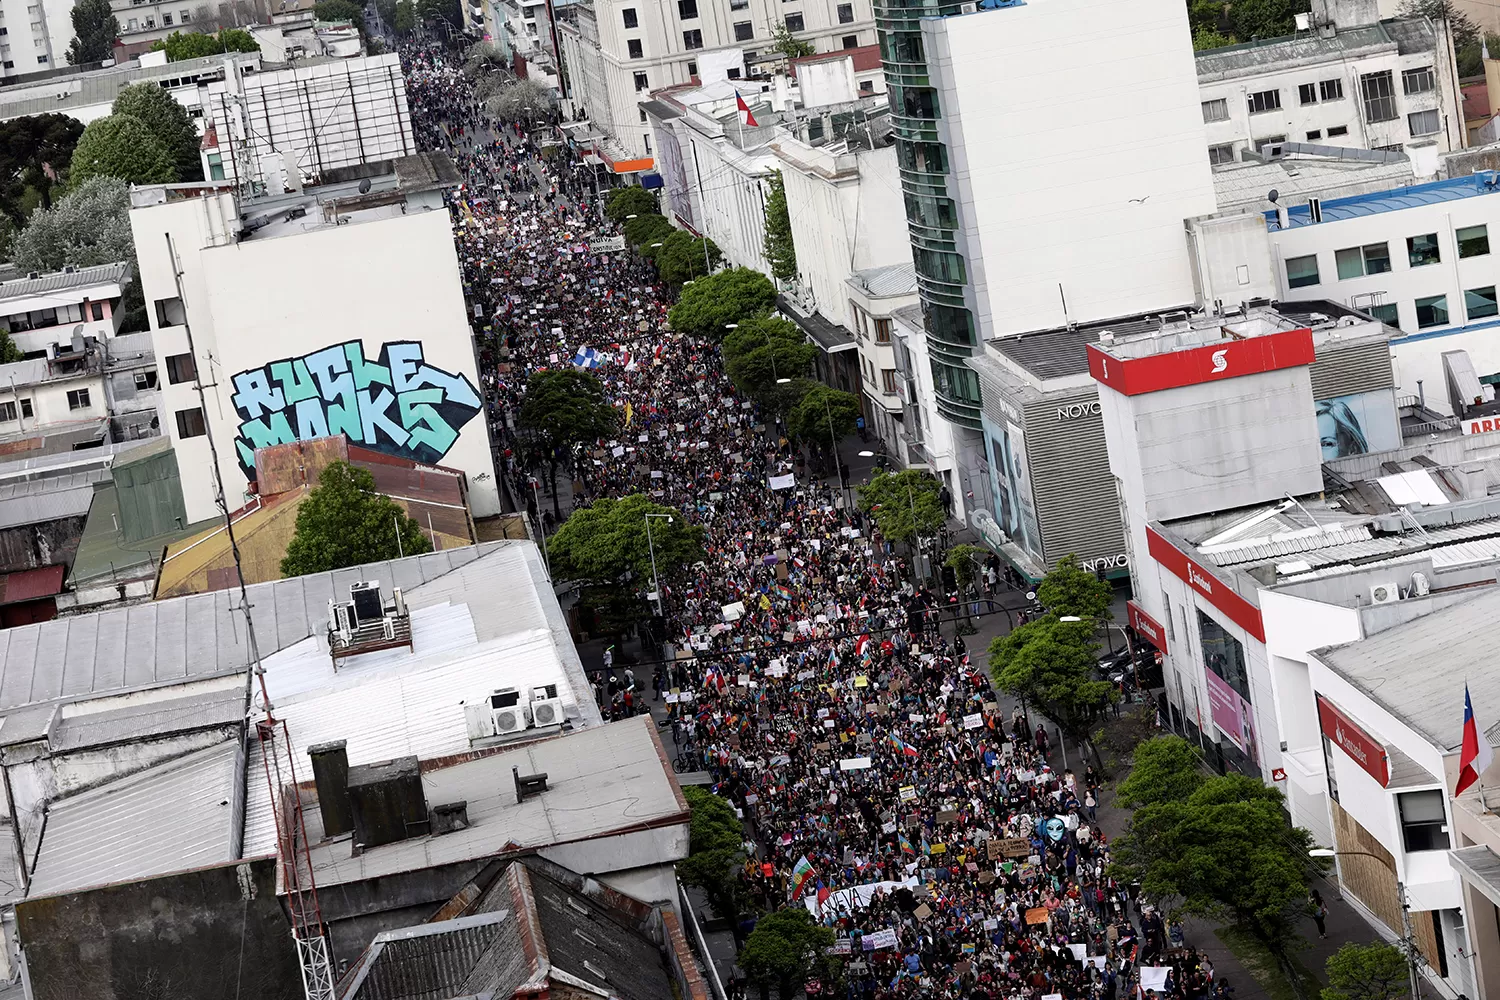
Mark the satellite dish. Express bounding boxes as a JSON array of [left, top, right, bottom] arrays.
[[358, 177, 372, 194], [1267, 188, 1279, 203]]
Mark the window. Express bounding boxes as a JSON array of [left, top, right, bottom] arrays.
[[1207, 143, 1235, 165], [66, 388, 90, 410], [1247, 89, 1280, 114], [1199, 610, 1249, 701], [633, 71, 648, 91], [134, 370, 157, 390], [1319, 77, 1344, 101], [734, 20, 752, 39], [1368, 302, 1399, 324], [18, 398, 30, 418], [1397, 789, 1450, 852], [4, 62, 15, 69], [837, 1, 852, 20], [727, 66, 741, 79], [161, 11, 171, 23], [1201, 97, 1229, 122], [687, 60, 697, 75], [1415, 293, 1449, 328], [1254, 134, 1286, 150], [1408, 108, 1440, 137], [1360, 70, 1396, 122], [1334, 242, 1391, 279], [154, 296, 185, 327], [206, 151, 224, 180], [639, 106, 648, 122], [621, 7, 637, 27], [1408, 232, 1441, 267], [874, 318, 892, 343], [859, 79, 873, 93], [643, 133, 652, 154], [881, 369, 898, 394], [678, 0, 696, 16], [0, 401, 15, 422], [34, 54, 44, 63], [1458, 224, 1490, 258], [90, 301, 103, 321], [1402, 65, 1435, 95], [126, 18, 136, 29], [683, 28, 702, 47], [1285, 254, 1320, 288], [894, 84, 937, 119], [783, 12, 803, 30], [1467, 286, 1498, 320], [175, 406, 206, 438], [179, 7, 190, 19], [165, 352, 196, 384], [1321, 733, 1341, 802], [1306, 129, 1322, 140], [144, 16, 154, 26], [842, 33, 857, 47], [627, 38, 643, 58], [730, 0, 747, 9], [1298, 82, 1318, 105], [1327, 124, 1348, 137]]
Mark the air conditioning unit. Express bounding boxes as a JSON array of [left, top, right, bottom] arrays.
[[330, 599, 355, 639], [490, 687, 530, 734], [959, 1, 976, 10], [530, 684, 563, 728], [1369, 581, 1400, 605], [349, 581, 383, 626], [463, 701, 497, 740]]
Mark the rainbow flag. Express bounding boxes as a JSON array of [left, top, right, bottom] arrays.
[[790, 855, 816, 898]]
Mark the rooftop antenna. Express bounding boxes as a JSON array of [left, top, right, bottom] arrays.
[[166, 232, 336, 1000]]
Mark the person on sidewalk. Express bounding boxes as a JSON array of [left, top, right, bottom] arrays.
[[1310, 888, 1328, 938]]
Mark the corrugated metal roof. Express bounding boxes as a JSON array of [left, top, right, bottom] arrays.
[[0, 263, 128, 303], [850, 261, 916, 299], [0, 565, 64, 605], [24, 740, 241, 901], [0, 484, 93, 530], [46, 685, 246, 752], [1270, 175, 1500, 230]]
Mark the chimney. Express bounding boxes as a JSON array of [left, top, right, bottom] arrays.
[[307, 740, 353, 837], [348, 755, 429, 851], [430, 801, 470, 835]]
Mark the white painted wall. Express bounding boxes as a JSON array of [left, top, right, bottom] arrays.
[[924, 0, 1215, 339], [678, 120, 776, 272]]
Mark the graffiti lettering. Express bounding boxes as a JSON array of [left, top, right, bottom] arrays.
[[230, 340, 481, 474]]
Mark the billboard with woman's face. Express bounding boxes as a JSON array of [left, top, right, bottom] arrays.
[[1315, 390, 1400, 460]]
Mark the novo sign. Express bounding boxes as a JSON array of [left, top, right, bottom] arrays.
[[229, 340, 483, 475], [1056, 400, 1102, 421], [1086, 327, 1315, 396], [1126, 599, 1168, 654], [1317, 694, 1389, 786], [1146, 525, 1266, 642]]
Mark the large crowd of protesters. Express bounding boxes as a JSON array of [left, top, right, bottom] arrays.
[[399, 41, 1229, 1000]]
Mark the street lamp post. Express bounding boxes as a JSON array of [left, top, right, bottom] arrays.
[[1309, 848, 1421, 1000], [1061, 615, 1141, 693], [644, 512, 673, 634]]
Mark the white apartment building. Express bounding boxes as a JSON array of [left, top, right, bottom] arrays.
[[846, 262, 915, 459], [130, 155, 500, 525], [0, 51, 261, 127], [557, 0, 874, 160], [0, 263, 130, 358], [890, 302, 967, 520]]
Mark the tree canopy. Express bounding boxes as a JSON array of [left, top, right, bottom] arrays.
[[393, 0, 416, 32], [668, 267, 777, 339], [606, 186, 658, 223], [0, 113, 84, 223], [113, 83, 203, 182], [740, 907, 835, 1000], [69, 114, 176, 187], [12, 176, 134, 273], [152, 28, 258, 60], [1323, 942, 1409, 1000], [547, 493, 705, 585], [484, 78, 555, 124], [769, 22, 815, 59], [857, 469, 946, 544], [722, 315, 804, 362], [1399, 0, 1477, 47], [281, 461, 432, 577], [678, 786, 750, 935], [724, 329, 817, 404], [787, 382, 859, 446], [518, 368, 620, 455], [622, 212, 675, 248], [763, 170, 797, 282], [654, 229, 720, 286], [1115, 736, 1205, 809], [67, 0, 119, 64], [1036, 552, 1113, 618], [989, 614, 1113, 748], [314, 0, 365, 24]]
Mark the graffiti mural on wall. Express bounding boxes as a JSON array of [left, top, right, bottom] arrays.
[[230, 340, 483, 475]]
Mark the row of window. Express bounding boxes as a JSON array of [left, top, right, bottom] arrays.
[[1285, 225, 1490, 289], [0, 300, 105, 335], [1208, 67, 1435, 130], [125, 7, 190, 30], [622, 1, 853, 40]]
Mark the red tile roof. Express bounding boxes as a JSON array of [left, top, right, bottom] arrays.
[[0, 565, 65, 605], [792, 45, 882, 75]]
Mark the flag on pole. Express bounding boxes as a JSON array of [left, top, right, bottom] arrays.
[[776, 584, 793, 600], [887, 734, 920, 758], [1457, 683, 1494, 795], [735, 90, 759, 127], [790, 855, 816, 898]]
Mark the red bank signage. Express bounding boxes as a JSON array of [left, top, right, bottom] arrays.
[[1126, 599, 1169, 655], [1317, 694, 1389, 787], [1146, 526, 1266, 642], [1086, 327, 1315, 396]]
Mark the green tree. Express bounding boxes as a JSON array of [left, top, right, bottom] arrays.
[[762, 170, 797, 282], [11, 176, 134, 273], [1036, 552, 1113, 619], [70, 114, 176, 188], [989, 614, 1114, 761], [606, 185, 658, 223], [1229, 0, 1307, 41], [722, 316, 804, 365], [623, 212, 675, 247], [678, 786, 751, 939], [857, 468, 945, 544], [946, 544, 984, 592], [417, 0, 463, 32], [0, 113, 85, 222], [740, 908, 835, 1000], [517, 368, 620, 520], [786, 382, 857, 457], [1323, 942, 1409, 1000], [66, 0, 119, 64], [668, 267, 777, 339], [153, 30, 224, 60], [548, 493, 706, 585], [281, 461, 432, 576], [1114, 774, 1323, 961], [1115, 735, 1206, 808], [393, 0, 416, 32], [315, 0, 365, 23], [1193, 25, 1235, 48], [769, 21, 814, 59], [113, 82, 203, 183], [654, 229, 721, 286], [0, 334, 22, 364], [724, 331, 817, 405], [217, 27, 259, 51], [1398, 0, 1478, 48]]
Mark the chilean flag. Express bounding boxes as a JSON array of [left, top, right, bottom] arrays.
[[735, 90, 759, 127], [1457, 684, 1494, 795]]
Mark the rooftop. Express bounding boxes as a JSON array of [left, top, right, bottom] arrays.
[[848, 261, 916, 299], [1210, 155, 1415, 213], [1315, 586, 1500, 750], [1196, 19, 1430, 81], [792, 44, 882, 74], [0, 263, 129, 304], [1268, 173, 1500, 230], [295, 716, 688, 889], [0, 51, 259, 121]]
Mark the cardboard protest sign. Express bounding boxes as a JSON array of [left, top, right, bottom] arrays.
[[1025, 907, 1050, 925]]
